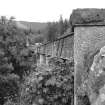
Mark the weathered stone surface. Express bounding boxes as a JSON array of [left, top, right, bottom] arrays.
[[70, 9, 105, 25], [74, 26, 105, 67], [39, 33, 73, 60], [61, 35, 74, 58], [74, 26, 105, 105]]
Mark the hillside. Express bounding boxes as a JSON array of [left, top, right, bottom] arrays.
[[19, 21, 48, 31]]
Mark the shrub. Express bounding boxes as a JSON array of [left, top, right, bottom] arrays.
[[21, 57, 74, 105]]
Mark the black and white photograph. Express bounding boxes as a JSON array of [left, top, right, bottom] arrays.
[[0, 0, 105, 105]]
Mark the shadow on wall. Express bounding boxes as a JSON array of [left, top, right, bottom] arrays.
[[76, 50, 99, 105], [76, 46, 105, 105]]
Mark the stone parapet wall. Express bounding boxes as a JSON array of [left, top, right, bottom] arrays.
[[70, 9, 105, 26], [38, 33, 74, 60]]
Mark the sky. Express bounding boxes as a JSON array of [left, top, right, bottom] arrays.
[[0, 0, 105, 22]]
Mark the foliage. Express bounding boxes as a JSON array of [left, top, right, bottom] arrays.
[[0, 16, 73, 105], [0, 16, 36, 77], [44, 16, 70, 42], [21, 57, 74, 105], [45, 22, 58, 42], [4, 100, 17, 105], [0, 16, 36, 105]]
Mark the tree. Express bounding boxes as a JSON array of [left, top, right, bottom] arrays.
[[0, 16, 7, 24], [58, 15, 64, 35], [43, 16, 70, 42], [0, 16, 35, 104], [45, 22, 58, 42], [63, 19, 69, 32], [37, 30, 41, 34]]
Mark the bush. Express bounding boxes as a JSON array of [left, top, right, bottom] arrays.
[[21, 57, 74, 105], [4, 99, 18, 105]]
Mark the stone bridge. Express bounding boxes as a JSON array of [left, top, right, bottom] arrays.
[[30, 9, 105, 105], [73, 9, 105, 105], [36, 31, 74, 65]]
